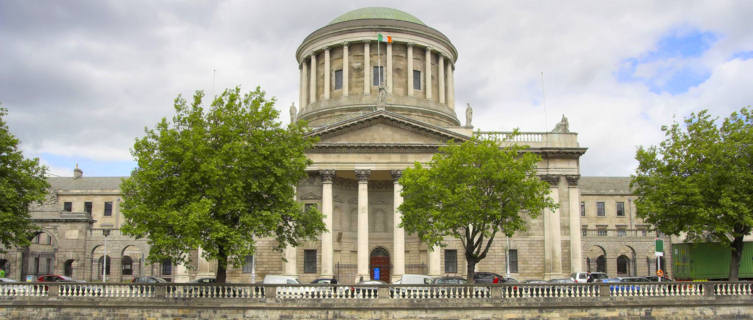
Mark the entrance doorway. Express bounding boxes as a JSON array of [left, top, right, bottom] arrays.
[[369, 247, 391, 282]]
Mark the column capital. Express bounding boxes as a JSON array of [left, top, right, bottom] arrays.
[[406, 42, 414, 47], [342, 41, 349, 47], [540, 174, 560, 187], [319, 170, 336, 183], [565, 175, 580, 187], [390, 170, 403, 182], [355, 169, 371, 182]]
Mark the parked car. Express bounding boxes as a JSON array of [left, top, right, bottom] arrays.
[[473, 272, 517, 284], [311, 278, 337, 284], [393, 274, 433, 297], [432, 276, 467, 285], [132, 276, 168, 283], [570, 272, 608, 283], [262, 275, 300, 285], [37, 274, 84, 283], [191, 277, 216, 284], [355, 279, 387, 297]]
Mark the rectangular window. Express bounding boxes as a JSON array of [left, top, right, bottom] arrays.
[[84, 202, 93, 214], [596, 202, 605, 216], [413, 70, 421, 90], [304, 249, 317, 273], [372, 66, 384, 86], [242, 255, 254, 273], [616, 202, 625, 216], [161, 260, 172, 275], [334, 69, 343, 90], [104, 202, 113, 216], [597, 227, 607, 236], [617, 228, 627, 237], [580, 201, 585, 216], [63, 202, 72, 212], [509, 249, 518, 273], [444, 249, 457, 273]]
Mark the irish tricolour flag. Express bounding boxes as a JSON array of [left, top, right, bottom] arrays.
[[377, 33, 392, 43]]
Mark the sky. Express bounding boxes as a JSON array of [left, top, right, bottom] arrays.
[[2, 1, 752, 177]]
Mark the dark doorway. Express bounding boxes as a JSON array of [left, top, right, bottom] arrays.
[[369, 247, 391, 282], [596, 255, 607, 273]]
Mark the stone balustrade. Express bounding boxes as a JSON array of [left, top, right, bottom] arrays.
[[1, 282, 749, 300]]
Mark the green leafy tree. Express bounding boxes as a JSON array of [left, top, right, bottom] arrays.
[[121, 87, 325, 283], [0, 106, 49, 252], [632, 107, 753, 281], [398, 136, 557, 282]]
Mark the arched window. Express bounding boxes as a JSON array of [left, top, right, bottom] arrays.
[[98, 256, 111, 276], [64, 259, 74, 277], [121, 256, 133, 276], [596, 255, 607, 273], [617, 255, 630, 275]]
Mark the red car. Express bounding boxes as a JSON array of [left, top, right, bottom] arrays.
[[37, 274, 84, 283]]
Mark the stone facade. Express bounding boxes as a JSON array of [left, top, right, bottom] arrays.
[[0, 7, 667, 285]]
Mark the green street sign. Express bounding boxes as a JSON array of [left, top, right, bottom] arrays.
[[655, 239, 664, 252]]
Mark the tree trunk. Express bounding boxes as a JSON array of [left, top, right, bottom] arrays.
[[729, 236, 744, 281], [466, 259, 477, 284], [217, 246, 228, 283]]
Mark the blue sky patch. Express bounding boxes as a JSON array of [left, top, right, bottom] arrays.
[[731, 51, 753, 60], [615, 28, 717, 94], [40, 152, 135, 177]]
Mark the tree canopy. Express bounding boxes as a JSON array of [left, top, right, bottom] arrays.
[[121, 87, 325, 283], [0, 107, 49, 252], [398, 136, 557, 282], [632, 107, 753, 281]]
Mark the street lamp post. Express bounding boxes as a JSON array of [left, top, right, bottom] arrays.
[[103, 229, 111, 282]]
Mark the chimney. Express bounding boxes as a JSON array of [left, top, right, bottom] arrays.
[[73, 163, 83, 179]]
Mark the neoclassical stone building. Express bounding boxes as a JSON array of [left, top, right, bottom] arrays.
[[0, 7, 668, 284]]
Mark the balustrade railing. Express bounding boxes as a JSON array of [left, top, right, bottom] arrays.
[[1, 282, 751, 300]]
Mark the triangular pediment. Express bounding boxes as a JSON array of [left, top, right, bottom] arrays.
[[308, 111, 469, 146]]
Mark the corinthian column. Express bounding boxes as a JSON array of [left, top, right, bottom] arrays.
[[542, 175, 562, 279], [438, 55, 445, 104], [355, 169, 371, 282], [343, 42, 349, 97], [425, 47, 432, 100], [324, 48, 330, 100], [320, 170, 335, 278], [363, 42, 370, 96], [386, 42, 393, 93], [283, 186, 298, 276], [407, 43, 414, 97], [391, 170, 405, 282], [567, 175, 583, 273], [309, 53, 317, 104], [447, 62, 454, 110]]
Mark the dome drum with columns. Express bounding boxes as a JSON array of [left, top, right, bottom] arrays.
[[295, 7, 459, 128]]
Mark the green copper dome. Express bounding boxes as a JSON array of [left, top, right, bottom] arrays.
[[329, 7, 425, 25]]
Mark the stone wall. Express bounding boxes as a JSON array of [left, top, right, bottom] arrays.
[[2, 296, 752, 319]]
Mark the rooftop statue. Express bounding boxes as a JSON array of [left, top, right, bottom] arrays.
[[552, 114, 570, 133], [465, 103, 473, 127]]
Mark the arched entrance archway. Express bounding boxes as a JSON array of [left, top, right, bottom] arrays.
[[369, 247, 390, 282]]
